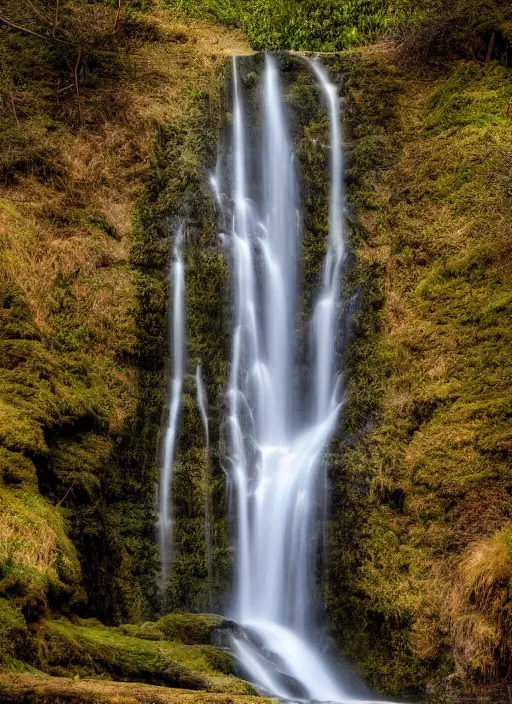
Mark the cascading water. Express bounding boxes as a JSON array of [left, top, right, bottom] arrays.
[[157, 52, 396, 704], [158, 222, 185, 585], [218, 54, 357, 702], [196, 364, 213, 610]]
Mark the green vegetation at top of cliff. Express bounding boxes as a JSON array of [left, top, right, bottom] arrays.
[[170, 0, 415, 49], [169, 0, 511, 56]]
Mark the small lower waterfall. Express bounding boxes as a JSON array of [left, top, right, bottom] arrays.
[[158, 222, 185, 585], [219, 54, 357, 701]]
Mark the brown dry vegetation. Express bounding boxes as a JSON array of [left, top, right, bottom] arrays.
[[1, 4, 248, 341], [329, 46, 512, 697], [0, 673, 270, 704], [0, 0, 249, 629]]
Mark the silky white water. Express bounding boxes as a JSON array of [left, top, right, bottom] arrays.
[[158, 222, 185, 584], [221, 55, 353, 701]]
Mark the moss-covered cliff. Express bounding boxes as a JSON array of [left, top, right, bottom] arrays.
[[323, 48, 512, 701], [0, 0, 248, 656]]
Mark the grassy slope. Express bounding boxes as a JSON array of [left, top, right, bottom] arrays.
[[0, 0, 248, 628], [327, 47, 512, 698]]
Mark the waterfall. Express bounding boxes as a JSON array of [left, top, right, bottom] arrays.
[[219, 54, 354, 701], [196, 364, 213, 610], [158, 222, 185, 586]]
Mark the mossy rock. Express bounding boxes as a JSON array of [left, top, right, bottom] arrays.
[[155, 613, 223, 645], [35, 618, 210, 689], [33, 617, 248, 694]]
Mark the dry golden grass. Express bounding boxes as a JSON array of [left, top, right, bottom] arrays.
[[0, 672, 271, 704], [0, 6, 249, 337], [0, 3, 250, 430], [342, 50, 512, 688], [0, 1, 250, 619], [449, 528, 512, 677], [0, 486, 80, 580]]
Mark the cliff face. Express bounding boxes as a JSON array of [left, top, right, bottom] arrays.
[[0, 1, 249, 632], [325, 49, 512, 699]]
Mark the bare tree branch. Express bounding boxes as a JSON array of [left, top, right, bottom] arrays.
[[0, 12, 73, 45], [24, 0, 54, 29], [56, 479, 77, 507], [0, 12, 144, 56], [52, 0, 59, 37], [485, 31, 496, 65], [57, 82, 74, 93], [114, 0, 121, 31]]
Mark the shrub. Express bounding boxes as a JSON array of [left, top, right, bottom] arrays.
[[170, 0, 419, 50], [397, 0, 512, 65]]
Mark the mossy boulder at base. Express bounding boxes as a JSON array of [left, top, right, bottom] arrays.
[[155, 613, 223, 644]]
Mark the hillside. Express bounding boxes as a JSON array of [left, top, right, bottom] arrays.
[[0, 0, 248, 673], [325, 45, 512, 700], [1, 0, 512, 701]]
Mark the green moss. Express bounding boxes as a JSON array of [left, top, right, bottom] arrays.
[[323, 49, 512, 697], [119, 621, 166, 640], [47, 274, 91, 354], [128, 73, 232, 614], [155, 613, 222, 644], [36, 618, 210, 688], [32, 617, 250, 695]]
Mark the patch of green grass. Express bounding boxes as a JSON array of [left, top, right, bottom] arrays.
[[33, 617, 254, 695], [169, 0, 419, 50]]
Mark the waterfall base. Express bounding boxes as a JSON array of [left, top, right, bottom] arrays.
[[213, 620, 378, 703]]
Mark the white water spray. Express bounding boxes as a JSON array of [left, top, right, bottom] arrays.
[[221, 55, 354, 701], [158, 222, 185, 585]]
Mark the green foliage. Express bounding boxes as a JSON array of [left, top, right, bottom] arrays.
[[170, 0, 418, 50]]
